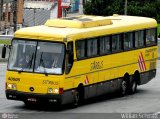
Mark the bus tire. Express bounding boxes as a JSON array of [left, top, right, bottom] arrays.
[[129, 79, 137, 94], [120, 79, 128, 96], [73, 85, 84, 107], [73, 89, 80, 107], [129, 74, 138, 94]]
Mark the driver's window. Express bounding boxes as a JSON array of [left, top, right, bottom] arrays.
[[66, 42, 74, 74]]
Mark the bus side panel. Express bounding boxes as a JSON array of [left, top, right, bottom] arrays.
[[136, 46, 158, 85], [97, 70, 109, 96], [86, 73, 98, 98], [139, 69, 156, 85]]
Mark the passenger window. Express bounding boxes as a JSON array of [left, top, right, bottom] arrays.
[[146, 28, 156, 46], [135, 30, 144, 48], [124, 32, 133, 50], [100, 36, 111, 55], [112, 34, 122, 52], [87, 38, 98, 57], [76, 40, 86, 59]]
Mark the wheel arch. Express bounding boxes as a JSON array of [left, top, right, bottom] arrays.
[[123, 72, 130, 81], [134, 70, 141, 85]]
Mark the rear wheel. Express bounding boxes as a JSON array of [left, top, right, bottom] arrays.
[[129, 78, 137, 94]]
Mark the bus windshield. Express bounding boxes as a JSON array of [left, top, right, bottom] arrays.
[[8, 39, 65, 75]]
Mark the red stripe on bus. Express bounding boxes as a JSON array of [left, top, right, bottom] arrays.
[[140, 52, 146, 70], [139, 55, 145, 71], [138, 58, 143, 71]]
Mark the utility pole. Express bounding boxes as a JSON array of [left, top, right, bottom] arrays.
[[4, 3, 9, 29], [79, 0, 83, 14], [0, 0, 3, 31], [57, 0, 62, 18], [17, 0, 23, 27], [0, 0, 3, 20], [13, 0, 17, 32], [124, 0, 127, 15]]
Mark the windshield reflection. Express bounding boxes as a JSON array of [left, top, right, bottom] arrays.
[[34, 42, 65, 74], [8, 40, 36, 72], [8, 39, 65, 75]]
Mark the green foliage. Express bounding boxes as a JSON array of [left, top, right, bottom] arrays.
[[158, 24, 160, 37], [0, 40, 11, 44], [84, 0, 160, 22]]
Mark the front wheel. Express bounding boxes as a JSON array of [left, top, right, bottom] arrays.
[[73, 90, 80, 107], [73, 87, 84, 107]]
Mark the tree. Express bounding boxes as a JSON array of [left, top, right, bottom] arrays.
[[83, 0, 160, 22]]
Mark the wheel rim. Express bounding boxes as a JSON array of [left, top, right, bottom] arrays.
[[122, 80, 127, 95]]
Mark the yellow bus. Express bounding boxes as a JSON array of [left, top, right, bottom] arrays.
[[2, 15, 158, 107]]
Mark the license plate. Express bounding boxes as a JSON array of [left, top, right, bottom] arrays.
[[27, 98, 37, 102]]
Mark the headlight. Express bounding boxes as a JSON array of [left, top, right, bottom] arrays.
[[53, 89, 59, 94], [12, 84, 17, 90], [7, 83, 17, 90], [48, 88, 53, 93], [8, 84, 12, 89], [47, 88, 59, 94]]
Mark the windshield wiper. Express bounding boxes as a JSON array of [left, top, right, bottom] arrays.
[[39, 52, 48, 76], [18, 67, 24, 73]]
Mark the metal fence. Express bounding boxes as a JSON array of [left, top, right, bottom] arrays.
[[23, 9, 50, 27], [0, 35, 13, 40]]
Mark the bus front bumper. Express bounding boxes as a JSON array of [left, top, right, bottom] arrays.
[[6, 90, 62, 104]]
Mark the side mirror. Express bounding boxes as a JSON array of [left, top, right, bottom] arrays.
[[2, 45, 6, 58]]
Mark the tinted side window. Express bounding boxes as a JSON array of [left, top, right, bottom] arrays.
[[76, 40, 86, 59], [87, 38, 98, 57], [146, 28, 156, 46], [112, 34, 122, 52], [100, 36, 111, 55], [124, 32, 133, 50], [135, 30, 144, 48]]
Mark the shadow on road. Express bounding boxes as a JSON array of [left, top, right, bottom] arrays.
[[12, 89, 148, 112]]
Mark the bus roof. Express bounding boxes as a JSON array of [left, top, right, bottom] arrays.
[[15, 15, 157, 42]]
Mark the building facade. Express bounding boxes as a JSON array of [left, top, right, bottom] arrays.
[[0, 0, 84, 34]]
